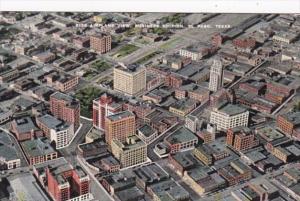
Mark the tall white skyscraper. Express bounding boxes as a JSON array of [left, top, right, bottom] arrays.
[[209, 59, 224, 92]]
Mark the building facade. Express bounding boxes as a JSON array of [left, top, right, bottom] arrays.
[[50, 92, 80, 132], [210, 103, 249, 131], [21, 137, 58, 165], [90, 34, 112, 54], [277, 112, 300, 137], [113, 65, 146, 96], [92, 94, 122, 130], [37, 114, 74, 149], [105, 111, 136, 146], [226, 126, 258, 151], [45, 161, 90, 201], [111, 136, 147, 168]]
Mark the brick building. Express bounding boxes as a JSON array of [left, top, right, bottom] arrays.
[[277, 112, 300, 137], [21, 137, 57, 165], [10, 116, 43, 141], [232, 37, 256, 51], [50, 92, 80, 132], [92, 93, 122, 131], [90, 34, 112, 54], [164, 127, 198, 153], [226, 126, 259, 151], [45, 71, 79, 92], [105, 111, 135, 146], [218, 160, 252, 186], [35, 158, 90, 201]]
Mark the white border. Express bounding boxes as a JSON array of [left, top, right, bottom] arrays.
[[1, 0, 300, 13]]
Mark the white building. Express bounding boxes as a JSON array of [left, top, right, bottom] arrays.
[[37, 114, 75, 149], [50, 124, 74, 149], [209, 59, 224, 92], [210, 103, 249, 131], [179, 48, 203, 61]]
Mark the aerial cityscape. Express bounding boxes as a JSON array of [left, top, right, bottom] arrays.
[[0, 12, 300, 201]]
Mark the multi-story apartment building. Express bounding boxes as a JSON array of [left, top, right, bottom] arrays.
[[210, 103, 249, 131], [277, 112, 300, 137], [111, 135, 147, 168], [226, 126, 258, 151], [105, 111, 135, 146], [33, 158, 90, 201], [90, 33, 112, 53], [209, 59, 224, 92], [113, 65, 146, 96], [50, 92, 80, 131], [92, 93, 122, 130]]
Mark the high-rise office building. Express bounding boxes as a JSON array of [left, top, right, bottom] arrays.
[[90, 33, 112, 54], [113, 65, 146, 96], [209, 59, 224, 92], [92, 93, 123, 130], [50, 92, 80, 131], [105, 111, 135, 145]]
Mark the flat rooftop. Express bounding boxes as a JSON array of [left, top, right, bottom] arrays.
[[281, 112, 300, 126], [138, 124, 156, 137], [21, 137, 56, 157], [149, 179, 189, 200], [166, 127, 198, 144], [50, 91, 78, 104], [114, 64, 143, 73], [0, 131, 20, 161], [37, 114, 69, 131], [171, 151, 199, 169], [113, 135, 146, 150], [256, 126, 284, 142], [216, 103, 248, 116], [286, 145, 300, 157], [8, 173, 49, 201], [245, 150, 267, 163], [14, 116, 39, 134], [106, 111, 134, 121], [170, 98, 197, 111], [133, 163, 169, 184]]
